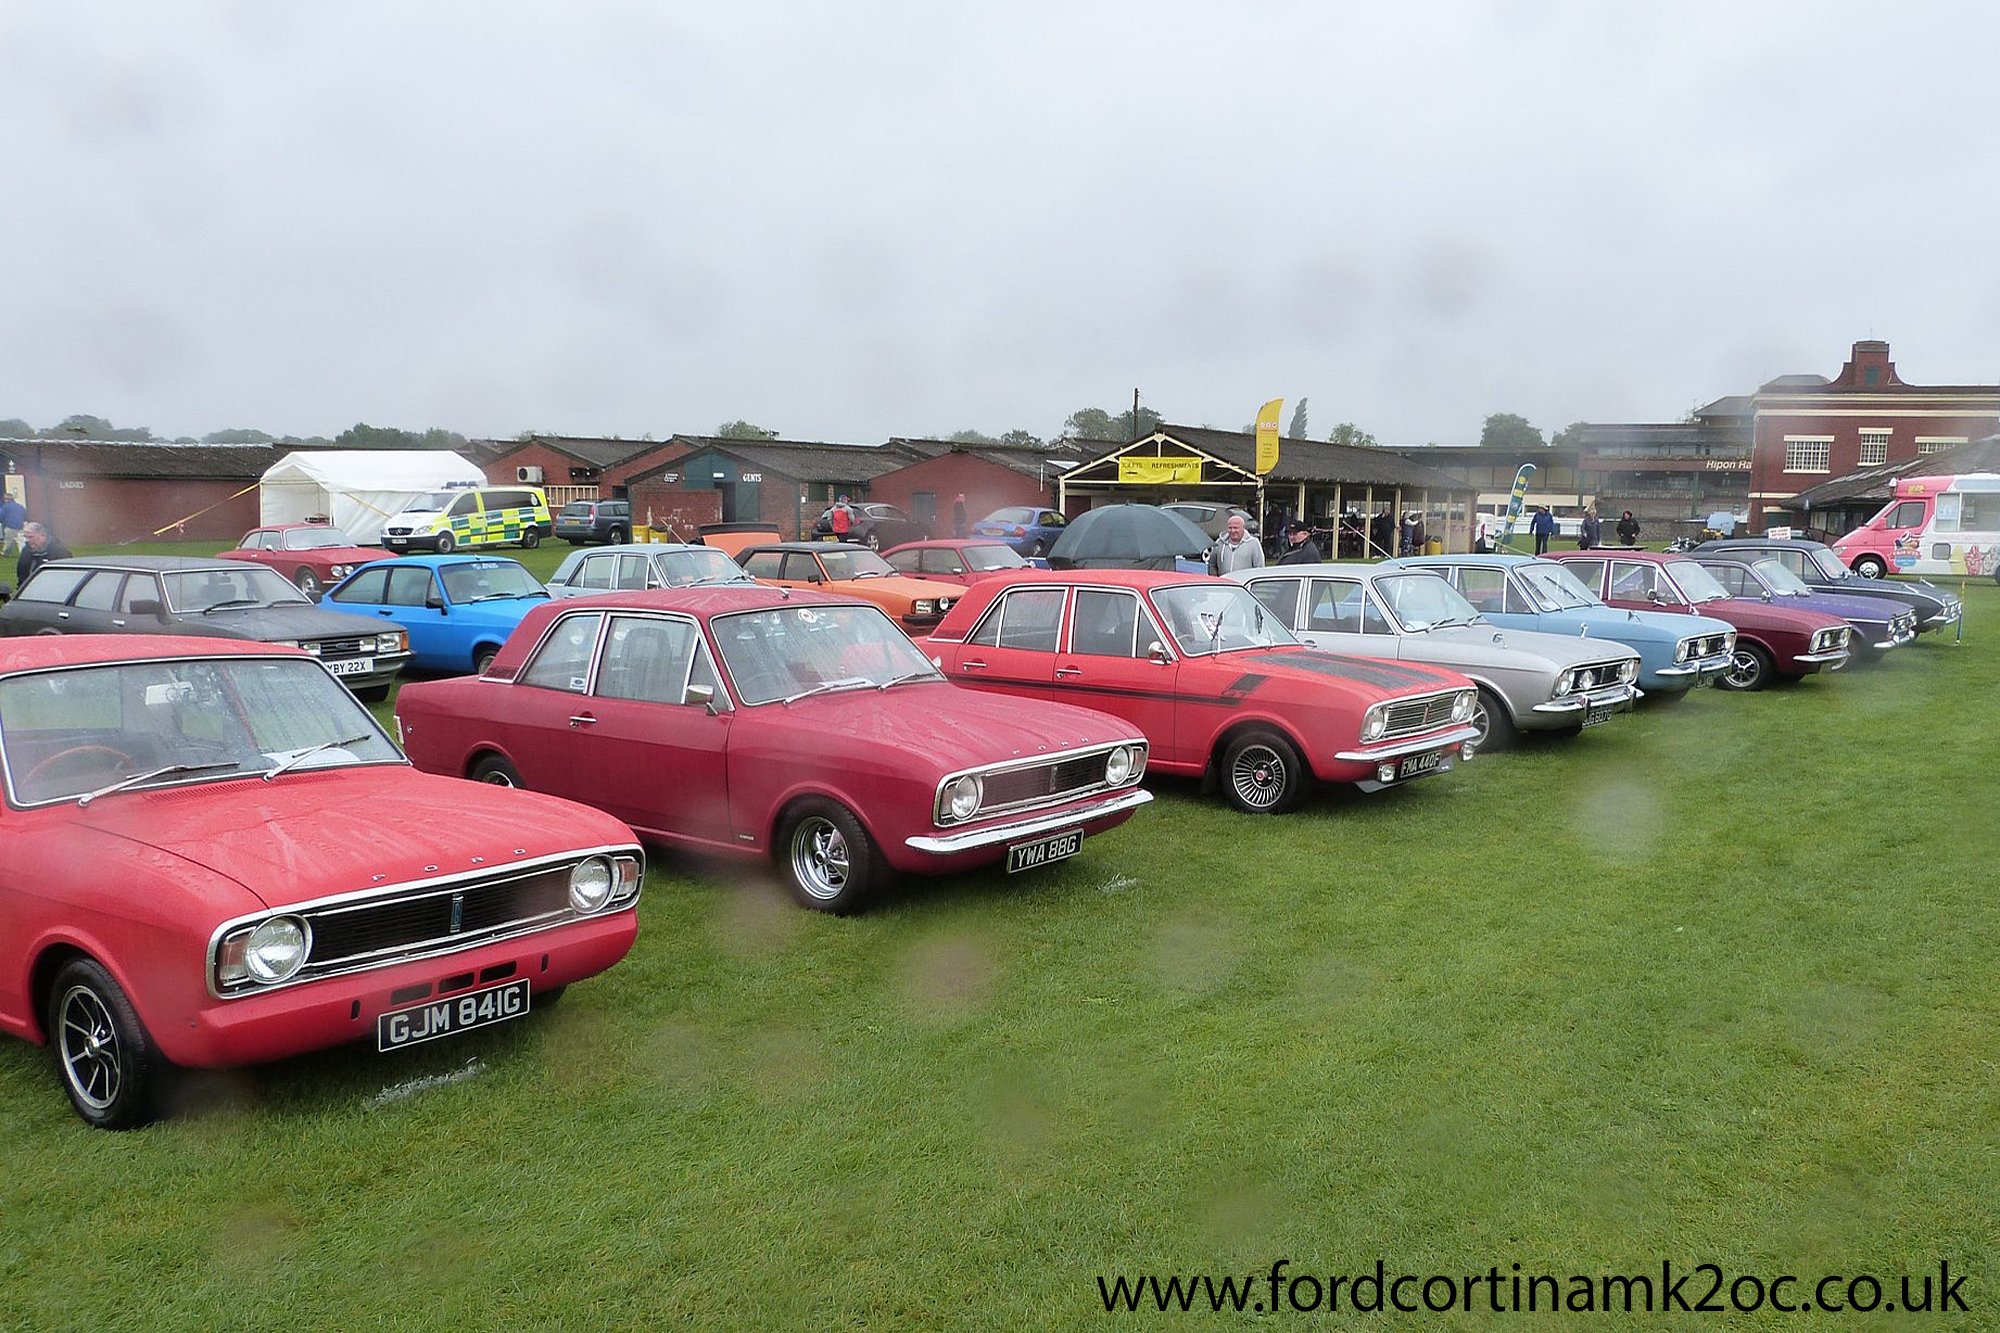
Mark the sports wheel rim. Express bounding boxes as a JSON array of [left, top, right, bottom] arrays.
[[1230, 745, 1287, 810], [480, 768, 515, 787], [57, 984, 121, 1112], [790, 817, 849, 900], [1724, 650, 1761, 689]]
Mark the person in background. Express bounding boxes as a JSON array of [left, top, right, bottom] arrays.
[[1207, 512, 1264, 574], [1274, 520, 1322, 565], [1617, 510, 1640, 547], [829, 495, 854, 541], [1401, 510, 1425, 555], [1369, 507, 1393, 558], [1579, 508, 1601, 550], [1530, 505, 1557, 556], [0, 495, 25, 554], [951, 493, 968, 539], [16, 522, 71, 588]]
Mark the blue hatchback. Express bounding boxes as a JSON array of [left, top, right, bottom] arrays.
[[970, 505, 1068, 556], [320, 555, 550, 675], [1384, 554, 1737, 695]]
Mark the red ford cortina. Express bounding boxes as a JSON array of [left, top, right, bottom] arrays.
[[0, 636, 643, 1129], [394, 587, 1154, 914], [924, 570, 1482, 814], [217, 522, 390, 598]]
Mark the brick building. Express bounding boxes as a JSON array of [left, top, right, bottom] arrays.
[[474, 435, 685, 507], [1747, 341, 2000, 529], [621, 436, 925, 540], [0, 439, 284, 545], [866, 439, 1078, 532]]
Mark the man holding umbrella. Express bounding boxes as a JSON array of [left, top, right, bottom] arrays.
[[1208, 512, 1264, 574]]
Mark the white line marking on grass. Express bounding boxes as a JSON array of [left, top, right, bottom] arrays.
[[1097, 875, 1138, 895], [366, 1058, 487, 1109]]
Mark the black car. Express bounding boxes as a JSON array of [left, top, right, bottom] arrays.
[[552, 499, 632, 545], [0, 557, 411, 699], [1694, 538, 1963, 633], [812, 502, 929, 550]]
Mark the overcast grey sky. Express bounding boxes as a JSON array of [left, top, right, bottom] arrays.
[[5, 3, 1997, 447]]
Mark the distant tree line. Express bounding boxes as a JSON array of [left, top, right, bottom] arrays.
[[0, 413, 469, 451]]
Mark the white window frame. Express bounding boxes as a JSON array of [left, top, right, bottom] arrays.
[[1782, 436, 1832, 474], [1858, 430, 1890, 466], [1916, 436, 1966, 455]]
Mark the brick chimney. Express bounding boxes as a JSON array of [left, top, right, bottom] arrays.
[[1837, 340, 1901, 388]]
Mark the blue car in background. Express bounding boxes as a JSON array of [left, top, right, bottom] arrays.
[[320, 554, 550, 675], [970, 506, 1068, 557], [1384, 554, 1737, 696]]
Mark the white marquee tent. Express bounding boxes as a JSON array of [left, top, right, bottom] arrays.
[[258, 451, 484, 543]]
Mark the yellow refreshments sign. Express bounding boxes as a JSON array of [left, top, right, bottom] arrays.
[[1118, 456, 1204, 485]]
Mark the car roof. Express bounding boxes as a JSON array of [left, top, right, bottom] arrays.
[[739, 542, 846, 554], [959, 568, 1219, 591], [1698, 538, 1826, 550], [39, 555, 263, 573], [563, 542, 705, 555], [365, 553, 531, 569], [523, 585, 868, 621], [1393, 553, 1540, 565], [0, 635, 300, 674], [882, 539, 1013, 552], [1240, 562, 1416, 577], [1549, 549, 1673, 563]]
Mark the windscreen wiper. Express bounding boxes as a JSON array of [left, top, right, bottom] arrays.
[[77, 760, 240, 808], [263, 734, 370, 782]]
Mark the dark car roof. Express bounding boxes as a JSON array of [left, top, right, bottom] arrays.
[[1695, 538, 1830, 551], [39, 555, 262, 573]]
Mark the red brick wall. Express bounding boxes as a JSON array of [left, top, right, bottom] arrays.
[[481, 443, 604, 490], [27, 476, 262, 545], [624, 485, 723, 541], [865, 453, 1055, 533], [602, 443, 691, 492], [1751, 406, 1999, 523]]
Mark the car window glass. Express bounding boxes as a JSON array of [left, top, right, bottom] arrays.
[[69, 571, 124, 611], [1887, 500, 1925, 528], [115, 574, 163, 613], [1069, 589, 1141, 657], [1457, 567, 1506, 613], [1609, 562, 1658, 600], [448, 492, 479, 516], [253, 531, 277, 550], [15, 567, 89, 604], [596, 615, 699, 703], [1245, 578, 1301, 629], [1306, 579, 1365, 633], [886, 550, 920, 573], [332, 566, 390, 603], [1038, 512, 1063, 527], [576, 555, 615, 589], [921, 549, 964, 575], [1773, 550, 1807, 576], [615, 554, 650, 588], [1564, 559, 1607, 593], [987, 587, 1065, 651], [1702, 562, 1748, 596], [384, 565, 435, 607], [520, 612, 604, 693], [781, 553, 824, 582], [1502, 577, 1540, 614], [741, 551, 782, 578]]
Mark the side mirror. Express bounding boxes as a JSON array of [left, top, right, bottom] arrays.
[[1147, 640, 1172, 664], [426, 593, 447, 613], [1646, 588, 1662, 603], [130, 599, 166, 620], [685, 683, 718, 714]]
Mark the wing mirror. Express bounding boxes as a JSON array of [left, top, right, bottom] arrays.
[[685, 683, 719, 714], [1646, 588, 1663, 603], [129, 598, 167, 620], [426, 593, 447, 613], [1147, 640, 1172, 664]]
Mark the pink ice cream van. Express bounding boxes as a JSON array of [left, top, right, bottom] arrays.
[[1831, 473, 2000, 580]]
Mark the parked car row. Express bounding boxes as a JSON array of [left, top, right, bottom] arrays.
[[0, 527, 1963, 1129]]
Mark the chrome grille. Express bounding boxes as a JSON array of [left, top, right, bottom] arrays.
[[305, 636, 368, 657], [1688, 634, 1727, 659], [1383, 691, 1459, 738], [1568, 659, 1629, 693], [980, 754, 1107, 808]]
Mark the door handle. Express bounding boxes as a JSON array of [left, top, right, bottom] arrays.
[[56, 611, 69, 619], [568, 713, 597, 727], [111, 619, 126, 627], [1054, 666, 1082, 677], [377, 609, 395, 616], [960, 659, 987, 671]]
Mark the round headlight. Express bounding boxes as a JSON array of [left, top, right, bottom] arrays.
[[1452, 690, 1475, 721], [1555, 669, 1575, 695], [568, 857, 614, 912], [1620, 658, 1639, 682], [945, 774, 983, 822], [1675, 640, 1692, 662], [1361, 709, 1387, 742], [245, 917, 308, 984], [1105, 746, 1134, 785]]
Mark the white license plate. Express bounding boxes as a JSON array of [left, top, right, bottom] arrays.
[[326, 656, 375, 677], [378, 978, 530, 1051], [1006, 828, 1082, 874], [1582, 704, 1614, 728], [1396, 749, 1449, 779]]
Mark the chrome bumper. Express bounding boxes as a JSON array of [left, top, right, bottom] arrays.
[[1792, 648, 1851, 665], [904, 787, 1153, 855], [1867, 625, 1917, 649], [1532, 681, 1642, 715], [1923, 603, 1961, 627], [1335, 724, 1482, 763], [1657, 650, 1733, 680]]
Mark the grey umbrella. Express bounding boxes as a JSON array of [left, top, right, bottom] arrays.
[[1046, 503, 1212, 570]]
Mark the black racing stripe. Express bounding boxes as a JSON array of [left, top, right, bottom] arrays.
[[1219, 673, 1268, 698], [966, 677, 1241, 708], [1243, 649, 1454, 691]]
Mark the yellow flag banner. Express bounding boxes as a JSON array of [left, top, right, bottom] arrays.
[[1118, 456, 1204, 485], [1255, 398, 1283, 475]]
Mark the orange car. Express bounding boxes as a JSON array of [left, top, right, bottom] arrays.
[[737, 542, 964, 631]]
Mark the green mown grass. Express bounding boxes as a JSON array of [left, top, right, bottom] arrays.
[[5, 546, 1995, 1329]]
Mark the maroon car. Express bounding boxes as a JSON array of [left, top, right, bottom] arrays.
[[927, 570, 1480, 814], [394, 587, 1152, 913], [1545, 550, 1852, 691], [881, 539, 1033, 588], [219, 523, 389, 598]]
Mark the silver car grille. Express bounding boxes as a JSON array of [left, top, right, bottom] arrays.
[[1567, 659, 1630, 693], [1383, 691, 1460, 738]]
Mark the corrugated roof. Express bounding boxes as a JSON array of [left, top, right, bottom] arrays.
[[0, 439, 283, 479], [506, 435, 668, 469], [651, 435, 925, 485]]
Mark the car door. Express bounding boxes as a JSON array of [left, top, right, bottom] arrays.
[[561, 613, 733, 842], [5, 566, 95, 634], [1298, 576, 1392, 657], [1605, 559, 1686, 614], [113, 573, 167, 633], [494, 609, 610, 793], [60, 571, 127, 635], [949, 585, 1065, 697], [376, 563, 449, 661], [1051, 587, 1184, 760]]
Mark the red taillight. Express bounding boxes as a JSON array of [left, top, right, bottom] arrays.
[[1012, 525, 1026, 536]]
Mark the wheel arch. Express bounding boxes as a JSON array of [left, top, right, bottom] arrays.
[[1205, 714, 1313, 781]]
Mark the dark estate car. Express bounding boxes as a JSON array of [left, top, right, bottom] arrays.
[[1694, 538, 1962, 633], [0, 557, 410, 699], [553, 499, 633, 545], [812, 502, 929, 551]]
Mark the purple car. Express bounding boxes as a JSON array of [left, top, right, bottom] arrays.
[[1695, 557, 1917, 656]]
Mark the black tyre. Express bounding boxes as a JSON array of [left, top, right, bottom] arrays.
[[435, 531, 457, 555], [607, 526, 628, 545], [1220, 729, 1309, 814], [473, 646, 500, 676], [1852, 555, 1886, 579], [1468, 687, 1515, 754], [47, 957, 169, 1130], [470, 753, 522, 787], [1719, 641, 1774, 692], [1028, 538, 1048, 558], [779, 798, 880, 912], [354, 683, 392, 704], [293, 568, 322, 598], [519, 529, 541, 550]]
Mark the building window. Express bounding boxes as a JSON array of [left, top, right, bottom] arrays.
[[1916, 436, 1965, 455], [1858, 430, 1889, 466], [1783, 437, 1832, 474]]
